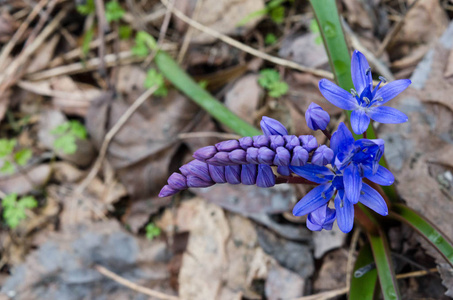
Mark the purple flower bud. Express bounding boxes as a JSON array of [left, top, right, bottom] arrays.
[[225, 165, 241, 184], [291, 146, 309, 166], [307, 204, 336, 231], [206, 152, 232, 166], [208, 165, 226, 183], [183, 160, 212, 182], [283, 135, 300, 151], [239, 136, 253, 149], [253, 135, 270, 148], [305, 102, 330, 131], [300, 135, 318, 152], [167, 172, 187, 190], [228, 149, 248, 164], [260, 116, 288, 136], [269, 135, 285, 150], [241, 164, 257, 185], [277, 166, 291, 176], [312, 145, 334, 166], [273, 147, 290, 166], [193, 145, 217, 161], [246, 148, 259, 164], [258, 147, 275, 164], [215, 140, 240, 152], [187, 175, 213, 188], [256, 165, 276, 187], [159, 185, 179, 197]]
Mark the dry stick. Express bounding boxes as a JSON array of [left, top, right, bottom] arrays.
[[0, 0, 49, 69], [177, 0, 203, 63], [177, 132, 241, 140], [159, 0, 334, 79], [74, 85, 159, 196], [94, 264, 179, 300], [24, 0, 58, 47]]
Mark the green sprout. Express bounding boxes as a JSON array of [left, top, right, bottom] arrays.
[[144, 69, 168, 97], [119, 25, 132, 40], [145, 223, 161, 240], [51, 120, 87, 155], [105, 0, 125, 23], [132, 31, 156, 57], [0, 139, 32, 174], [258, 69, 289, 98], [309, 19, 323, 45], [76, 0, 95, 15], [2, 193, 37, 228], [265, 33, 277, 45]]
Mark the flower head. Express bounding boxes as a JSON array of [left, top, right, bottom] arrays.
[[305, 102, 330, 131], [318, 50, 411, 134]]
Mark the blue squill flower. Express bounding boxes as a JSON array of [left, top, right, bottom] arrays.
[[318, 50, 411, 134], [307, 204, 336, 231], [290, 123, 393, 233]]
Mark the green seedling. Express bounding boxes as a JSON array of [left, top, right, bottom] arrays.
[[258, 69, 289, 98], [238, 0, 293, 26], [265, 33, 277, 45], [51, 120, 87, 155], [105, 0, 125, 23], [119, 25, 132, 40], [132, 31, 156, 57], [2, 193, 37, 228], [145, 222, 161, 240], [144, 69, 168, 97], [0, 139, 32, 174], [76, 0, 95, 15], [309, 19, 323, 45]]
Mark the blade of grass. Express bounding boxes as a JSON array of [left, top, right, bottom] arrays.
[[391, 203, 453, 268], [349, 244, 378, 300], [309, 0, 396, 201]]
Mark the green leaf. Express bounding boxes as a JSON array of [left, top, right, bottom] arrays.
[[14, 148, 32, 166], [265, 33, 277, 45], [269, 6, 285, 24], [77, 0, 95, 15], [145, 223, 161, 240], [69, 120, 87, 139], [4, 208, 25, 228], [2, 193, 18, 208], [350, 244, 378, 300], [82, 26, 95, 57], [144, 69, 167, 97], [17, 196, 38, 209], [132, 31, 157, 57], [54, 135, 77, 154], [119, 25, 132, 40], [0, 160, 15, 174], [51, 122, 70, 135], [268, 81, 289, 97], [236, 8, 268, 27], [258, 69, 281, 89], [309, 19, 320, 34], [105, 0, 125, 23], [0, 139, 16, 158], [391, 204, 453, 267]]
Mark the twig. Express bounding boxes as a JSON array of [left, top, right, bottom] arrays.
[[160, 0, 334, 79], [0, 0, 49, 69], [25, 0, 58, 47], [74, 85, 159, 196], [94, 264, 179, 300], [293, 286, 349, 300], [177, 0, 203, 63], [177, 132, 241, 140], [395, 268, 438, 279], [346, 228, 361, 289]]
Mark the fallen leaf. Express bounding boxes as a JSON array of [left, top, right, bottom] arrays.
[[0, 164, 51, 195], [279, 33, 328, 68], [313, 249, 347, 292], [25, 35, 59, 74], [265, 262, 305, 300]]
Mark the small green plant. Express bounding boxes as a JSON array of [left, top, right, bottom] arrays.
[[265, 33, 277, 45], [0, 139, 32, 174], [145, 222, 161, 240], [132, 31, 155, 57], [51, 120, 87, 155], [2, 193, 37, 228], [105, 0, 125, 23], [144, 69, 168, 96], [119, 25, 132, 40], [238, 0, 293, 26], [309, 19, 323, 45], [76, 0, 95, 15], [258, 69, 289, 98]]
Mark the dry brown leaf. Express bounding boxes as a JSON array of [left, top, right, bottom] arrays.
[[265, 262, 305, 300], [25, 35, 59, 74], [313, 249, 348, 292], [0, 164, 51, 195], [175, 0, 265, 44], [279, 33, 328, 68]]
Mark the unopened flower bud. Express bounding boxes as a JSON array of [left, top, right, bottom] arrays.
[[273, 147, 290, 166], [239, 136, 253, 149], [167, 173, 187, 190], [256, 165, 276, 187], [300, 135, 318, 152], [260, 116, 288, 136], [269, 135, 285, 150], [216, 140, 240, 151], [277, 166, 291, 176], [283, 135, 300, 151], [228, 149, 248, 164], [193, 145, 217, 161], [312, 145, 334, 166], [291, 146, 309, 166], [187, 175, 213, 188], [253, 135, 270, 148], [305, 102, 330, 131], [206, 152, 232, 166], [246, 148, 259, 164], [158, 185, 179, 197], [306, 204, 336, 231], [225, 165, 241, 184], [241, 164, 257, 185], [208, 165, 226, 183], [258, 147, 275, 164]]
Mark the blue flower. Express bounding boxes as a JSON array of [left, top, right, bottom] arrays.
[[290, 123, 393, 233], [305, 102, 330, 131], [307, 204, 336, 231], [318, 50, 411, 134]]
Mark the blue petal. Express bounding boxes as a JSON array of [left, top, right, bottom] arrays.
[[359, 183, 388, 216], [334, 191, 354, 233], [367, 106, 408, 124], [343, 164, 362, 204], [290, 164, 333, 184], [374, 79, 411, 104], [292, 184, 334, 216], [351, 110, 371, 134], [365, 165, 394, 186], [318, 79, 358, 110], [330, 122, 354, 157], [351, 50, 372, 95]]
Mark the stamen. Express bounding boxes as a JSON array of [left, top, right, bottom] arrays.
[[363, 97, 371, 105], [365, 67, 371, 75], [375, 97, 384, 102], [378, 76, 387, 83], [350, 89, 358, 97], [340, 199, 344, 208], [321, 192, 326, 199]]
